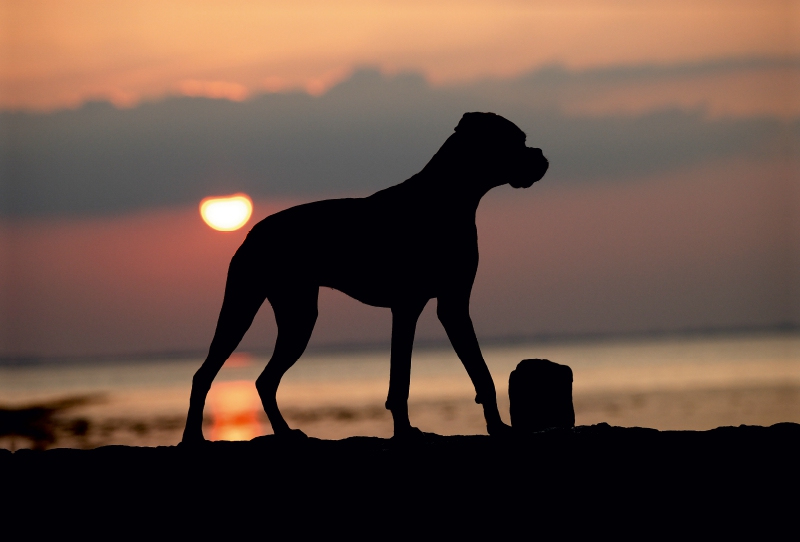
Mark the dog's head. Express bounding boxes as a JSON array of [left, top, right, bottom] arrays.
[[452, 112, 549, 189]]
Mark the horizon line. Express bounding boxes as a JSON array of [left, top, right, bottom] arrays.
[[2, 322, 797, 367]]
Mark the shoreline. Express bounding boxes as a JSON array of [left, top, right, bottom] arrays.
[[3, 326, 798, 367]]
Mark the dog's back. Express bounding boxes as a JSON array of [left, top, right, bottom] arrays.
[[240, 174, 476, 308]]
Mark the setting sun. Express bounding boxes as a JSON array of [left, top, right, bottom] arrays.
[[200, 194, 253, 231]]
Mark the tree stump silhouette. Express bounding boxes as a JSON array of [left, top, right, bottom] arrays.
[[509, 359, 575, 432]]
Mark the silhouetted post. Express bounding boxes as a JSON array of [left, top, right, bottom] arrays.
[[509, 359, 575, 432]]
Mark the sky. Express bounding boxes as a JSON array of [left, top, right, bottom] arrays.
[[1, 1, 798, 359], [3, 0, 797, 110]]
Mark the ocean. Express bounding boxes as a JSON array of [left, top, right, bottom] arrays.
[[1, 332, 798, 449]]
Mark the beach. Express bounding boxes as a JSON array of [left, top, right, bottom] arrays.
[[2, 332, 798, 449]]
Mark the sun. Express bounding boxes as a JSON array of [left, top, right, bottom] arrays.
[[200, 194, 253, 231]]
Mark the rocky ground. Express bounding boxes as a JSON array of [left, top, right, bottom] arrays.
[[4, 423, 799, 536]]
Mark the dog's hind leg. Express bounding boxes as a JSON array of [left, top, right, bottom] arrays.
[[182, 252, 268, 445], [255, 286, 319, 437], [386, 298, 429, 438]]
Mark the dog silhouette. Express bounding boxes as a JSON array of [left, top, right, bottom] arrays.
[[182, 112, 549, 443]]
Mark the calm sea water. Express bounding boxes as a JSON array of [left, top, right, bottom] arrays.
[[2, 333, 798, 449]]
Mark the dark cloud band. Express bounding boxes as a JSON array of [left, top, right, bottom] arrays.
[[1, 58, 796, 217]]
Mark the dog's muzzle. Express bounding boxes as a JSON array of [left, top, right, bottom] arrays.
[[510, 147, 549, 189]]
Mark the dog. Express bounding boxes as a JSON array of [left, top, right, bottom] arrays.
[[182, 112, 549, 443]]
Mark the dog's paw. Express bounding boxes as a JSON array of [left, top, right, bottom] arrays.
[[391, 426, 427, 441], [178, 433, 209, 447], [487, 421, 514, 438], [275, 428, 309, 440]]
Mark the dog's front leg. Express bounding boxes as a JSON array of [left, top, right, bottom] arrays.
[[386, 299, 428, 438], [437, 295, 513, 436]]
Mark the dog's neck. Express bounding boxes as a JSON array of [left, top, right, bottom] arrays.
[[416, 159, 504, 212], [425, 132, 509, 194]]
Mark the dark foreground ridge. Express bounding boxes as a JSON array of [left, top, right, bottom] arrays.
[[5, 423, 799, 535]]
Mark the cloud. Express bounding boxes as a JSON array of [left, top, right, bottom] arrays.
[[1, 60, 796, 217], [176, 80, 250, 102], [504, 57, 800, 118]]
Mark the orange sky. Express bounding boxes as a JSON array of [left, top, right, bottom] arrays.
[[3, 0, 798, 110]]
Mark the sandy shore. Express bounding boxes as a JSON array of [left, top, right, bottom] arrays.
[[5, 423, 798, 535]]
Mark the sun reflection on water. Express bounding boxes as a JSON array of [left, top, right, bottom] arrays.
[[207, 380, 265, 441]]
